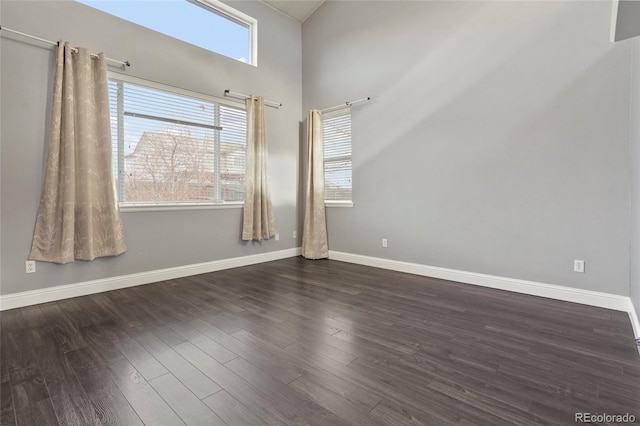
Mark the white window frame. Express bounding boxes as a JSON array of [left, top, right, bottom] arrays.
[[325, 200, 354, 208], [78, 0, 258, 66], [192, 0, 258, 66], [108, 72, 247, 212]]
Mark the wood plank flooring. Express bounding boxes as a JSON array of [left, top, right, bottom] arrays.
[[1, 257, 639, 425]]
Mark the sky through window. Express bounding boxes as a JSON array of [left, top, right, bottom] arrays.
[[78, 0, 251, 63]]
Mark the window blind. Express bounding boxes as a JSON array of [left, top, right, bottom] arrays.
[[108, 77, 246, 205], [322, 109, 352, 201]]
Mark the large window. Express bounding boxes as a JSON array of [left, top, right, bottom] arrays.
[[108, 75, 246, 208], [322, 109, 352, 203], [78, 0, 257, 65]]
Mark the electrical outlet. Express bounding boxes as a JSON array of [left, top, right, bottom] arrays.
[[293, 231, 297, 239], [574, 260, 585, 273], [275, 233, 280, 241], [382, 238, 388, 248], [25, 260, 36, 274]]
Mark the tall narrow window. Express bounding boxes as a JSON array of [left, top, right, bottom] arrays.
[[322, 109, 352, 203], [108, 75, 247, 208], [78, 0, 257, 65]]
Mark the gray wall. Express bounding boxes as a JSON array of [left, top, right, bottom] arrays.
[[0, 0, 301, 295], [303, 1, 632, 295], [613, 0, 640, 42], [630, 36, 640, 316], [2, 0, 636, 302]]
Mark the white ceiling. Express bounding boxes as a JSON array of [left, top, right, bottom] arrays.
[[261, 0, 325, 22]]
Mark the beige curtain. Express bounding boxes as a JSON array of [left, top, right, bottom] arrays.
[[29, 42, 127, 264], [242, 96, 278, 240], [302, 110, 329, 259]]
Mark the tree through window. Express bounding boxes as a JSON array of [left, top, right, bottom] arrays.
[[109, 75, 246, 207]]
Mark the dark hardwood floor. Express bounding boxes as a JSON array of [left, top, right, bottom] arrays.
[[1, 257, 639, 425]]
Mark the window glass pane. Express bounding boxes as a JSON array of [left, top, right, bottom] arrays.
[[109, 78, 246, 205], [78, 0, 252, 63], [322, 110, 352, 201]]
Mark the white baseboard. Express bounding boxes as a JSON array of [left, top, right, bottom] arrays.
[[628, 299, 640, 346], [329, 251, 632, 312], [0, 248, 301, 311], [4, 247, 638, 344]]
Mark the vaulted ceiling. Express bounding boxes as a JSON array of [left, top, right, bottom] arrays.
[[261, 0, 325, 22]]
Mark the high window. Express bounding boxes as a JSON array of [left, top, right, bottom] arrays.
[[108, 74, 247, 208], [78, 0, 257, 65], [322, 109, 353, 203]]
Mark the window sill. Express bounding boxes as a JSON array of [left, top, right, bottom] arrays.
[[325, 201, 354, 208], [120, 202, 243, 213]]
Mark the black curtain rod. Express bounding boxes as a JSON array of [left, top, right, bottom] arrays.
[[320, 97, 371, 113]]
